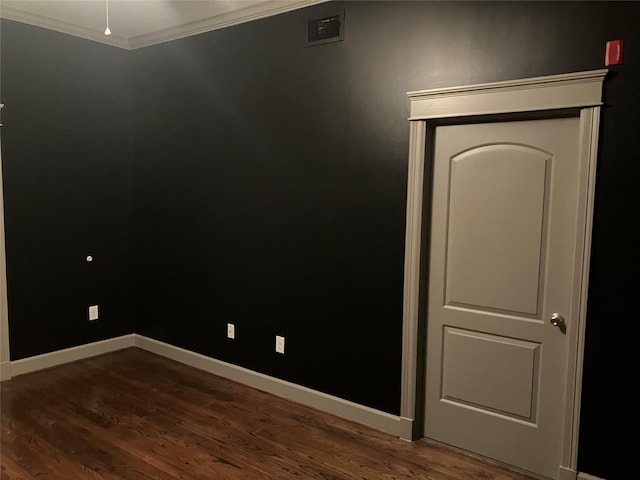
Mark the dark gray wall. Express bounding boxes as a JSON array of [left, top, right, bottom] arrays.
[[1, 1, 638, 479], [131, 2, 638, 478], [0, 20, 135, 358]]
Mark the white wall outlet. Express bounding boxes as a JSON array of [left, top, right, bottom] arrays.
[[227, 323, 235, 339], [275, 335, 285, 354], [88, 305, 99, 321]]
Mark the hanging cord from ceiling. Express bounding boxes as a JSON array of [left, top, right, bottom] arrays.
[[104, 0, 111, 35]]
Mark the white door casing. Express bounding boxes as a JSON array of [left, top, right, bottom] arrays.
[[400, 70, 606, 480], [0, 103, 11, 381]]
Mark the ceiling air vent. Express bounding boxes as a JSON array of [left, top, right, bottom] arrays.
[[306, 11, 344, 47]]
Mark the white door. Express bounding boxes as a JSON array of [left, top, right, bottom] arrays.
[[424, 116, 581, 479]]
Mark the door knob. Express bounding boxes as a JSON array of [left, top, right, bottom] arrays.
[[550, 313, 565, 328]]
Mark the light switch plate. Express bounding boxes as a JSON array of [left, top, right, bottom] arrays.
[[89, 305, 99, 321], [275, 335, 285, 354]]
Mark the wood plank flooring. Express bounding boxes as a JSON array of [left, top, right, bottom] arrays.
[[1, 347, 542, 480]]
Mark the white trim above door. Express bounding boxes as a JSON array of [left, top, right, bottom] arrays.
[[400, 69, 607, 480]]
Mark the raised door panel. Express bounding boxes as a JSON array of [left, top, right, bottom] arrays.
[[442, 327, 540, 421], [445, 145, 549, 316]]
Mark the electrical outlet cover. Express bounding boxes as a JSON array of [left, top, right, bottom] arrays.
[[275, 335, 285, 354], [227, 323, 235, 339], [89, 305, 99, 321]]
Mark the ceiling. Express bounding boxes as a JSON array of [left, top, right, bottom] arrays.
[[0, 0, 328, 49]]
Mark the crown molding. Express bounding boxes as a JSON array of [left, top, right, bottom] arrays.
[[128, 0, 329, 50], [0, 5, 129, 49], [0, 0, 330, 50]]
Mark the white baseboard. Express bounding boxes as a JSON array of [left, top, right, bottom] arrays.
[[0, 360, 10, 381], [3, 334, 136, 380], [578, 473, 607, 480], [0, 333, 412, 439], [134, 334, 412, 439], [559, 466, 577, 480]]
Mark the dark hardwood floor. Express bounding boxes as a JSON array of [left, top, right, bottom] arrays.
[[1, 347, 542, 479]]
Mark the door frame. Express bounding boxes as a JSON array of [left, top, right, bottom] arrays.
[[400, 69, 607, 479], [0, 102, 10, 381]]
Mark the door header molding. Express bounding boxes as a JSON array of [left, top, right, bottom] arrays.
[[407, 69, 608, 121]]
